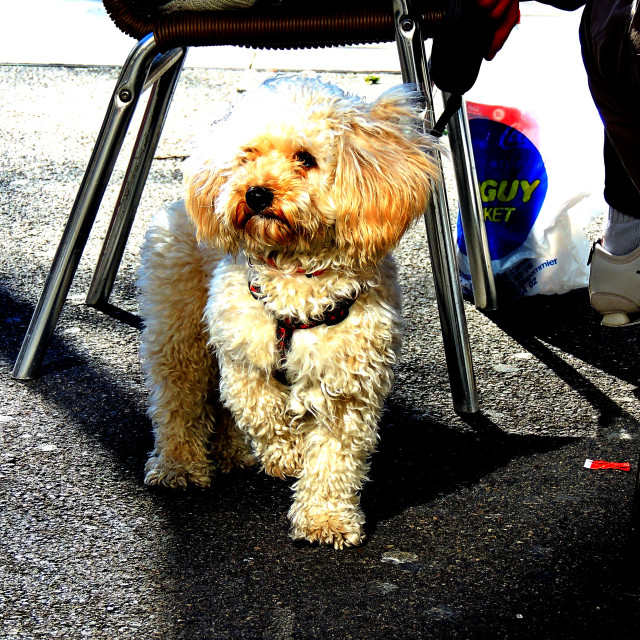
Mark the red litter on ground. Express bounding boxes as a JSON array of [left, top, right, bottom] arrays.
[[584, 459, 631, 471]]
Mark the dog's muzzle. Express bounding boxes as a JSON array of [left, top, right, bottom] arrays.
[[245, 186, 274, 214], [235, 185, 294, 244]]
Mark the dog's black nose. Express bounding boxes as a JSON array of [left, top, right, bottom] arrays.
[[245, 186, 274, 213]]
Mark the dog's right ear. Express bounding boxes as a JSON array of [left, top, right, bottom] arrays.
[[184, 160, 228, 246]]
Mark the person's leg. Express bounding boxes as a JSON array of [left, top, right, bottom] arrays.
[[580, 0, 640, 324], [602, 138, 640, 254], [581, 0, 640, 209]]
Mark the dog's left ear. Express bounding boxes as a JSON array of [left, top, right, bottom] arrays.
[[184, 158, 233, 249], [333, 87, 440, 268]]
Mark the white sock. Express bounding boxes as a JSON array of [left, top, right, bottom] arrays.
[[602, 207, 640, 256]]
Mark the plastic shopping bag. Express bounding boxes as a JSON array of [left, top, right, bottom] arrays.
[[456, 101, 598, 300], [455, 6, 605, 301]]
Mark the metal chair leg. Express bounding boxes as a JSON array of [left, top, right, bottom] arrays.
[[11, 35, 161, 380], [393, 0, 479, 414], [86, 48, 186, 308], [446, 94, 498, 311]]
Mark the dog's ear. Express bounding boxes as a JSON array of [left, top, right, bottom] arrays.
[[183, 159, 233, 249], [368, 85, 424, 126], [333, 87, 440, 268]]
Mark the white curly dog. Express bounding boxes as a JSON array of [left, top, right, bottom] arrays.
[[139, 75, 438, 548]]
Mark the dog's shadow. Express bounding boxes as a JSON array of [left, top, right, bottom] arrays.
[[364, 288, 640, 534], [363, 404, 576, 533]]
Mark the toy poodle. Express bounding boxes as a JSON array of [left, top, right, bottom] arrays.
[[139, 75, 439, 548]]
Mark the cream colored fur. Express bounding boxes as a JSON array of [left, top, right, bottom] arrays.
[[139, 76, 439, 548]]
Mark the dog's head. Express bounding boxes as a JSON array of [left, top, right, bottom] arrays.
[[185, 75, 440, 271]]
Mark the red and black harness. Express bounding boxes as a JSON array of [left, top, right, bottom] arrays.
[[248, 280, 358, 357]]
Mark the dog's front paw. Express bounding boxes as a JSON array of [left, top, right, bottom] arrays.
[[260, 439, 303, 480], [144, 454, 212, 489], [289, 506, 365, 549]]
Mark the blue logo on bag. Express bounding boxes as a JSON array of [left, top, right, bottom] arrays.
[[457, 119, 548, 260]]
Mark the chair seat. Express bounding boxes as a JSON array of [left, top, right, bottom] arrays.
[[158, 1, 259, 11], [104, 0, 449, 50]]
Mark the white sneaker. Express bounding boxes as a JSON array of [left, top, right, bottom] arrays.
[[588, 240, 640, 327]]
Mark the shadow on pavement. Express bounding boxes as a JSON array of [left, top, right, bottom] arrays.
[[3, 282, 640, 638], [485, 288, 639, 390]]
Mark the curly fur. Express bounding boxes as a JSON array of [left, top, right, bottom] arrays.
[[139, 75, 439, 548]]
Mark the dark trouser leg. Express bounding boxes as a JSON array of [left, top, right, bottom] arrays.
[[603, 132, 640, 214], [580, 0, 640, 217]]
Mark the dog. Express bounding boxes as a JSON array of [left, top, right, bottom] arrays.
[[139, 75, 439, 548]]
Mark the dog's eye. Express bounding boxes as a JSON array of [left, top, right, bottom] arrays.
[[240, 147, 258, 164], [293, 151, 317, 169]]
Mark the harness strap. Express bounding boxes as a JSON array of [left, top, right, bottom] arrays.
[[248, 282, 358, 355]]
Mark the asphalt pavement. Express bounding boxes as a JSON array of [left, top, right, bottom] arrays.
[[1, 6, 640, 640]]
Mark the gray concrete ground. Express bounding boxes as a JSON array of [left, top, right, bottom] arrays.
[[1, 60, 640, 639]]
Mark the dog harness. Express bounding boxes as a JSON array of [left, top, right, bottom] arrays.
[[248, 281, 358, 356]]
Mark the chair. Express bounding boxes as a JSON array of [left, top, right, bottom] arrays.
[[11, 0, 496, 415]]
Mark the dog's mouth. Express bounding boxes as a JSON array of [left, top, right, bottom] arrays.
[[234, 202, 291, 228], [252, 211, 290, 225], [234, 201, 295, 246]]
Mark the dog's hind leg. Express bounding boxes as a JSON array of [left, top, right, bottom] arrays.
[[139, 202, 236, 488]]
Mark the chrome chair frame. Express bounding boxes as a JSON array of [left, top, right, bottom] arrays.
[[12, 0, 496, 415]]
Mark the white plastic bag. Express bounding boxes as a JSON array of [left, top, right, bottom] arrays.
[[456, 101, 598, 299], [456, 7, 604, 300]]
